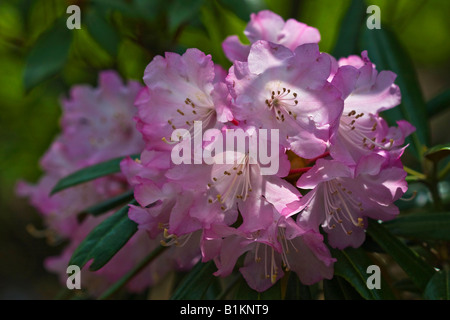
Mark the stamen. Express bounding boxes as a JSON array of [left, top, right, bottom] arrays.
[[266, 87, 299, 122]]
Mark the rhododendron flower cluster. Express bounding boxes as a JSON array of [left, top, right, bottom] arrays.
[[122, 10, 413, 292], [18, 10, 414, 295]]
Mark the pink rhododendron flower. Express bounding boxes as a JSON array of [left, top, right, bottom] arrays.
[[227, 41, 343, 159], [329, 51, 415, 164], [18, 71, 143, 239], [296, 155, 408, 249], [135, 48, 233, 151], [201, 210, 335, 292], [223, 10, 321, 62]]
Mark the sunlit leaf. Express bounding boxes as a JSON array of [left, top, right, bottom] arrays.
[[359, 26, 430, 158]]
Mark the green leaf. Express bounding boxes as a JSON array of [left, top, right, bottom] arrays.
[[167, 0, 204, 33], [359, 27, 430, 158], [233, 277, 259, 300], [332, 0, 367, 58], [85, 9, 120, 57], [384, 212, 450, 241], [284, 272, 313, 300], [23, 17, 73, 91], [427, 89, 450, 118], [424, 144, 450, 163], [69, 200, 138, 271], [91, 0, 137, 17], [98, 245, 167, 300], [216, 0, 266, 21], [170, 261, 219, 300], [424, 270, 450, 300], [259, 279, 282, 300], [331, 246, 395, 300], [323, 275, 364, 300], [133, 0, 166, 21], [81, 190, 135, 217], [367, 220, 435, 291], [51, 154, 139, 195]]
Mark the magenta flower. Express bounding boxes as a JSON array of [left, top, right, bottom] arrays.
[[329, 51, 415, 164], [227, 41, 343, 159], [223, 10, 320, 62], [135, 48, 233, 151], [125, 124, 301, 236], [202, 210, 334, 292], [296, 154, 408, 249], [58, 70, 144, 168]]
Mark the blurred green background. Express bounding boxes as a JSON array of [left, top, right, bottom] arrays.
[[0, 0, 449, 299]]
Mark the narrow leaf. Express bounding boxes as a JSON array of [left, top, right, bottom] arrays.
[[91, 0, 137, 16], [51, 154, 139, 194], [332, 0, 367, 58], [427, 89, 450, 118], [85, 10, 120, 57], [233, 277, 259, 300], [331, 246, 395, 300], [424, 144, 450, 163], [81, 190, 135, 217], [24, 17, 73, 91], [367, 220, 435, 291], [216, 0, 266, 21], [384, 212, 450, 241], [359, 27, 430, 158], [259, 279, 282, 300], [69, 200, 138, 271], [98, 245, 167, 300], [284, 272, 312, 300], [170, 261, 219, 300], [323, 275, 364, 300], [424, 270, 450, 300]]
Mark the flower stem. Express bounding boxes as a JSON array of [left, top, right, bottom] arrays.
[[289, 167, 312, 175], [403, 166, 426, 180], [306, 151, 330, 164], [98, 245, 167, 300]]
